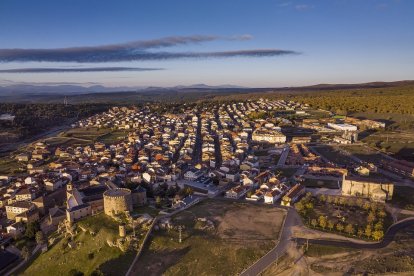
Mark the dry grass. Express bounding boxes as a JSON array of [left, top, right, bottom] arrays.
[[138, 200, 286, 276]]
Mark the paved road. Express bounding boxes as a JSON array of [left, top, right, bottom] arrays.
[[0, 119, 76, 156], [241, 214, 414, 275], [295, 217, 414, 250], [240, 207, 302, 276], [277, 146, 290, 167], [5, 244, 41, 276]]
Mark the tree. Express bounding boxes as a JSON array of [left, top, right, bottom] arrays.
[[378, 209, 386, 219], [155, 196, 162, 208], [165, 186, 177, 198], [311, 219, 318, 228], [35, 231, 45, 245], [68, 269, 84, 276], [363, 202, 371, 210], [372, 230, 384, 241], [328, 220, 335, 231], [21, 246, 30, 260], [319, 194, 326, 202], [370, 203, 378, 213], [25, 221, 40, 239], [367, 211, 376, 224], [347, 198, 355, 207], [365, 224, 372, 238], [356, 198, 364, 208], [90, 270, 104, 276], [295, 201, 305, 214], [318, 216, 327, 230], [374, 221, 383, 231], [345, 224, 355, 236], [336, 223, 344, 232], [305, 202, 314, 211], [357, 228, 364, 238]]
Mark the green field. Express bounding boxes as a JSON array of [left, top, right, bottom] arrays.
[[97, 130, 130, 144], [44, 136, 92, 147], [23, 214, 137, 276], [0, 157, 24, 174], [61, 127, 110, 140], [43, 127, 131, 147], [138, 200, 286, 276]]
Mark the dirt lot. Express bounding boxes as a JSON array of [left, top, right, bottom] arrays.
[[138, 199, 286, 276]]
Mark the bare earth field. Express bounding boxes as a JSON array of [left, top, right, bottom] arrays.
[[137, 199, 286, 276]]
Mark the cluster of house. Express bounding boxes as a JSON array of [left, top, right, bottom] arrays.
[[0, 171, 66, 238], [1, 98, 411, 244], [286, 143, 322, 166], [0, 100, 303, 238]]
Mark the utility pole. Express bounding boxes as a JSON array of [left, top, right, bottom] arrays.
[[178, 225, 182, 243], [275, 252, 278, 266]]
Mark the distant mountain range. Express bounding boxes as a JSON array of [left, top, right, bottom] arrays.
[[0, 80, 413, 104], [1, 80, 414, 96], [0, 83, 247, 95]]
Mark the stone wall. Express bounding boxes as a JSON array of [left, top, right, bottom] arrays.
[[103, 188, 133, 216]]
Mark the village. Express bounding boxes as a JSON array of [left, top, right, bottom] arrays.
[[1, 99, 414, 275]]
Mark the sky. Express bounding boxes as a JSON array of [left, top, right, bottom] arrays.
[[0, 0, 413, 88]]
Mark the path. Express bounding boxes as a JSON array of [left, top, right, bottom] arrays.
[[240, 207, 302, 276], [126, 197, 205, 276], [277, 146, 290, 167], [5, 244, 41, 276]]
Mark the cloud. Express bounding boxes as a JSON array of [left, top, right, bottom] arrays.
[[0, 67, 163, 73], [0, 35, 299, 63]]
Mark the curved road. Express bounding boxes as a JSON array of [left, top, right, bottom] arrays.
[[240, 208, 302, 276], [240, 211, 414, 276], [295, 217, 414, 249]]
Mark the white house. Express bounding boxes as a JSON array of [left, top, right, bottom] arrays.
[[264, 189, 282, 204], [6, 222, 25, 238], [184, 169, 203, 181]]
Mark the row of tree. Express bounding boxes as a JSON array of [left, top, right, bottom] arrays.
[[295, 193, 387, 241]]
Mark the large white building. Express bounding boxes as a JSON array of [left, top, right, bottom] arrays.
[[327, 123, 357, 131], [252, 129, 286, 144]]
